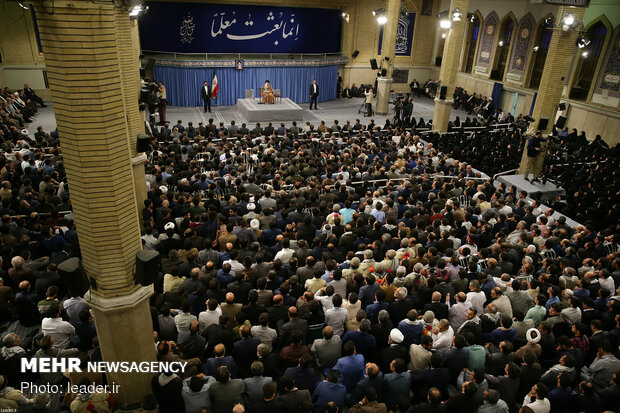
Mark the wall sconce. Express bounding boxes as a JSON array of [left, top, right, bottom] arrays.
[[437, 10, 452, 29], [452, 8, 462, 22], [576, 35, 590, 48], [373, 8, 387, 25]]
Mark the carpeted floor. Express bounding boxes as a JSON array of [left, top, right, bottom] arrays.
[[29, 95, 471, 137]]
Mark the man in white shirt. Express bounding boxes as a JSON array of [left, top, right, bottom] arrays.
[[522, 382, 551, 413], [41, 304, 75, 349], [223, 250, 244, 276], [431, 319, 454, 355], [198, 298, 222, 332], [466, 280, 487, 315], [274, 237, 295, 263]]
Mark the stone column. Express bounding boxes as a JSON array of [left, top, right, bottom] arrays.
[[376, 0, 401, 115], [32, 1, 156, 408], [115, 11, 148, 226], [528, 6, 586, 134], [431, 0, 470, 132]]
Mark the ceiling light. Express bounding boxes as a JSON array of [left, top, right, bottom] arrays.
[[498, 40, 504, 47], [377, 15, 388, 25], [440, 19, 452, 29], [441, 33, 447, 39], [372, 10, 377, 16], [581, 51, 588, 58], [533, 46, 539, 51], [18, 2, 28, 9]]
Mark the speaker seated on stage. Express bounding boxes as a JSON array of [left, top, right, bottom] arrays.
[[261, 80, 275, 104]]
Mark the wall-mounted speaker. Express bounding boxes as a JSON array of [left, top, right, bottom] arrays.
[[555, 116, 567, 129], [370, 58, 378, 70], [435, 57, 442, 66], [439, 86, 447, 100], [58, 257, 89, 297], [380, 68, 387, 77], [137, 133, 150, 153], [352, 50, 359, 58], [421, 0, 433, 15], [537, 118, 549, 131], [135, 250, 160, 286], [557, 102, 566, 111]]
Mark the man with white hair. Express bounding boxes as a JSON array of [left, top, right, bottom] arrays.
[[431, 319, 454, 355], [8, 256, 35, 287]]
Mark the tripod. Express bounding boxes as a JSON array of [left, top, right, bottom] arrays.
[[358, 100, 366, 114], [358, 100, 374, 117]]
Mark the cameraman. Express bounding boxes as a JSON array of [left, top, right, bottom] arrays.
[[523, 131, 547, 182], [364, 87, 374, 117], [157, 81, 167, 125]]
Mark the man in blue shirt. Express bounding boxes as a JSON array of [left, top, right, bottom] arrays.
[[342, 319, 376, 362], [333, 341, 365, 394], [312, 370, 346, 413]]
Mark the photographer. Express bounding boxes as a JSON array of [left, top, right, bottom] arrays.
[[393, 96, 402, 122], [157, 81, 167, 125], [523, 131, 547, 183], [364, 87, 374, 117]]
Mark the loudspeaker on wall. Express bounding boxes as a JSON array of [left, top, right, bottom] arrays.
[[537, 118, 549, 131], [555, 116, 567, 129], [58, 257, 90, 297], [370, 58, 378, 70], [135, 250, 160, 286]]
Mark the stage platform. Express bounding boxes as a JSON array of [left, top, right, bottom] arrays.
[[497, 174, 566, 202], [237, 98, 305, 122]]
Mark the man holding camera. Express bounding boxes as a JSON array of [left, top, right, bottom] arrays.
[[523, 131, 547, 183], [364, 87, 374, 117]]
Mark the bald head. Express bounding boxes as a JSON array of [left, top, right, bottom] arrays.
[[432, 291, 441, 302], [323, 326, 333, 339], [288, 306, 298, 318], [214, 343, 225, 357], [18, 281, 30, 291], [226, 292, 235, 303], [366, 363, 379, 377]]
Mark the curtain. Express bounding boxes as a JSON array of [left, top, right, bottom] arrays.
[[154, 65, 338, 107], [491, 82, 503, 111], [529, 92, 537, 116]]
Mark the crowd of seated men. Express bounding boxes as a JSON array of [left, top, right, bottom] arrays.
[[0, 109, 619, 413], [0, 85, 47, 142]]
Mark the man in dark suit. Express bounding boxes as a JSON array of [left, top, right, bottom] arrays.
[[201, 80, 212, 113], [202, 315, 234, 358], [279, 306, 308, 346], [309, 79, 319, 110], [233, 325, 261, 378], [204, 343, 238, 378], [422, 292, 449, 321], [411, 354, 450, 402], [278, 374, 312, 413]]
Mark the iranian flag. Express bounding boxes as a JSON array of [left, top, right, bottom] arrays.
[[211, 70, 219, 99]]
